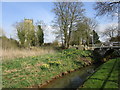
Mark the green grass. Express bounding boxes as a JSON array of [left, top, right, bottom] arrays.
[[81, 58, 120, 89], [2, 49, 93, 88]]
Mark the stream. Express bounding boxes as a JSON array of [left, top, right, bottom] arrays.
[[41, 64, 100, 89]]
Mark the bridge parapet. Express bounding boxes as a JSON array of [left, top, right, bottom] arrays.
[[93, 46, 120, 50]]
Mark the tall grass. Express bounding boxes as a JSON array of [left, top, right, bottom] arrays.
[[0, 36, 57, 60], [1, 47, 55, 60]]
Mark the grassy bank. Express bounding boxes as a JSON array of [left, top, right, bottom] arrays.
[[2, 49, 93, 88], [80, 58, 120, 89]]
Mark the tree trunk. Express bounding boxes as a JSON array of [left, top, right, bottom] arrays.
[[67, 30, 72, 49], [63, 27, 68, 48]]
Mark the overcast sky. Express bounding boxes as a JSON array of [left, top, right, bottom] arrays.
[[1, 2, 118, 42]]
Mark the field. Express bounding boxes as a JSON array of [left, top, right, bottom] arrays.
[[80, 58, 120, 89], [2, 49, 93, 88]]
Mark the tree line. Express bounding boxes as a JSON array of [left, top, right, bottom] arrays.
[[2, 2, 119, 49], [52, 2, 119, 48], [9, 2, 101, 48]]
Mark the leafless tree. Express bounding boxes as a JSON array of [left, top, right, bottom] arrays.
[[102, 25, 118, 40], [94, 2, 120, 43], [52, 2, 85, 48], [94, 2, 119, 17]]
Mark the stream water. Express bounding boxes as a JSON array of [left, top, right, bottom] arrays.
[[41, 64, 100, 89]]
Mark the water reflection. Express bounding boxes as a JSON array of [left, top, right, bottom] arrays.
[[41, 65, 98, 89]]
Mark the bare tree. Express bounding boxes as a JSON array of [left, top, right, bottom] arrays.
[[94, 2, 119, 17], [87, 18, 98, 31], [84, 18, 98, 46], [102, 25, 118, 40], [52, 19, 64, 46], [53, 2, 85, 48], [94, 2, 120, 44]]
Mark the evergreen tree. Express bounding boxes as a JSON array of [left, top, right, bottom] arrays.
[[93, 30, 100, 44], [37, 25, 44, 46]]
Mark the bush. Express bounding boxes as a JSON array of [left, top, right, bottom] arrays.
[[1, 36, 19, 49]]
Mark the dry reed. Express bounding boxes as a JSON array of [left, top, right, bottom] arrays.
[[1, 47, 55, 60]]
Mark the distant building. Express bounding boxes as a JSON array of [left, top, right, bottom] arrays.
[[24, 19, 34, 46], [24, 19, 33, 24]]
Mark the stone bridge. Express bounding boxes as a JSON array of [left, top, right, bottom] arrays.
[[93, 46, 120, 61]]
